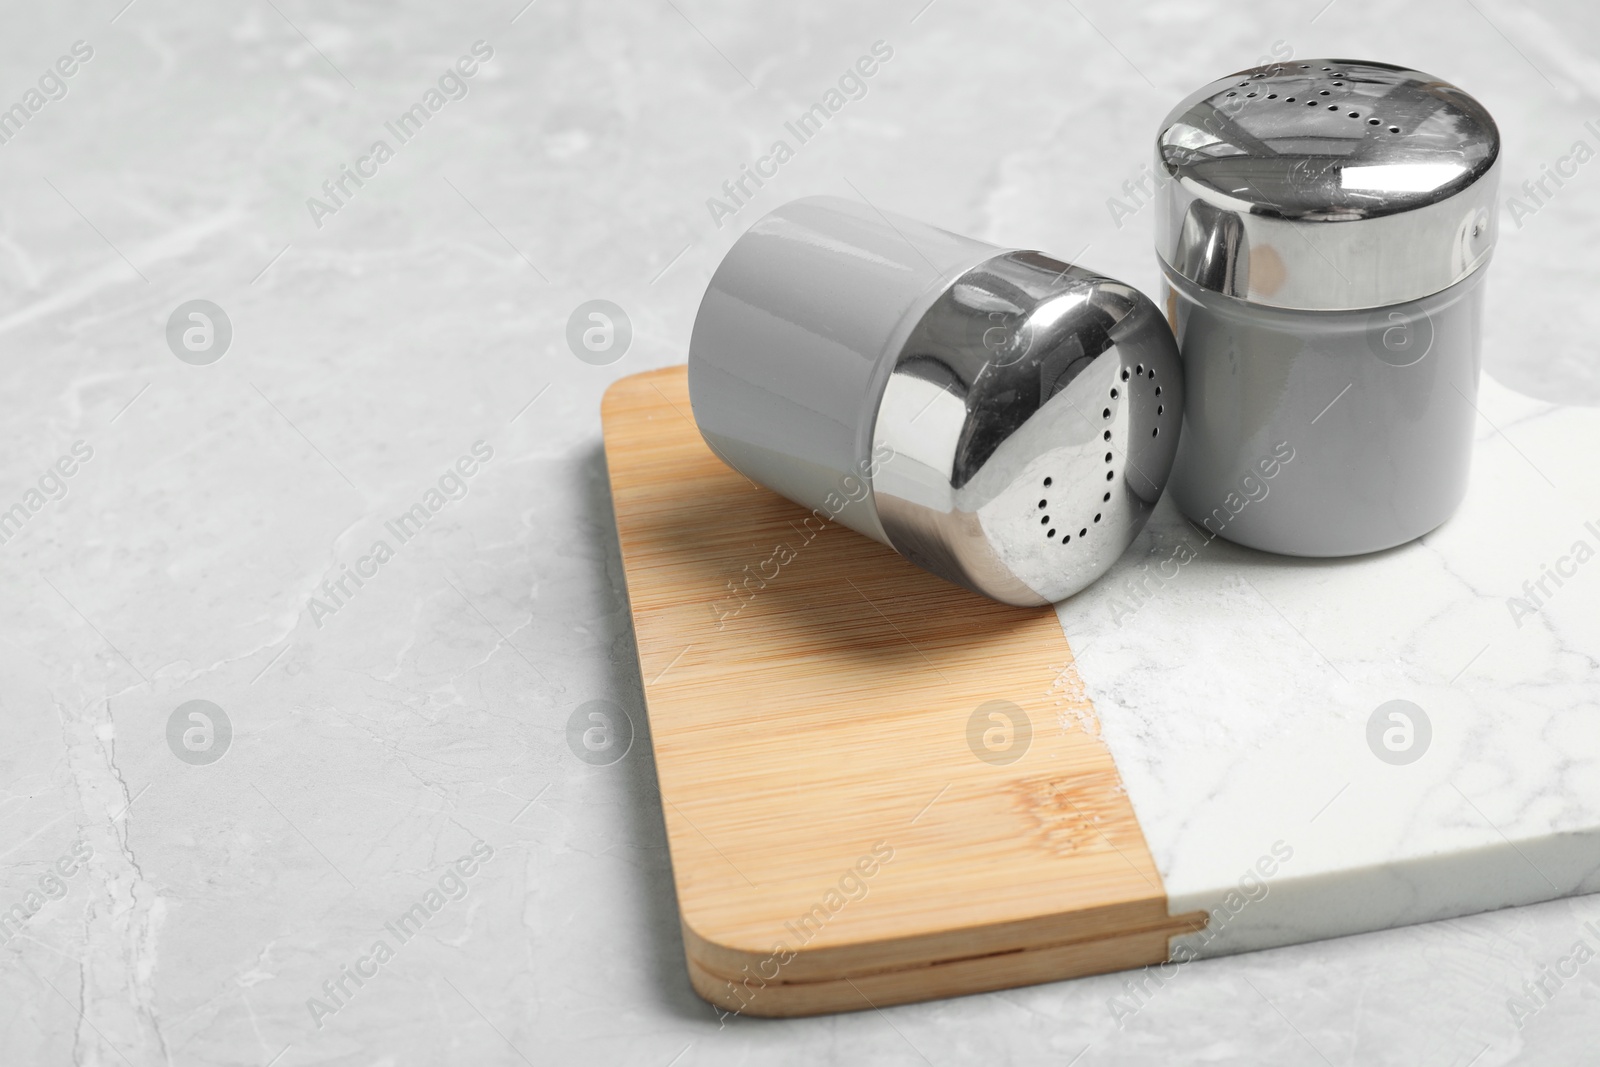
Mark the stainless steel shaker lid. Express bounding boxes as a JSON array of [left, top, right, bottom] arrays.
[[871, 251, 1182, 606], [1155, 59, 1500, 310]]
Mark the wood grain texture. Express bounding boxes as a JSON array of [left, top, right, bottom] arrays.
[[601, 365, 1204, 1016]]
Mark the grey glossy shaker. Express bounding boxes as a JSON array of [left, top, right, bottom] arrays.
[[688, 195, 1182, 606], [1155, 60, 1500, 556]]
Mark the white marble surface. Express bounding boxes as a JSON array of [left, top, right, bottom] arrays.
[[1066, 378, 1600, 963], [3, 1, 1599, 1065]]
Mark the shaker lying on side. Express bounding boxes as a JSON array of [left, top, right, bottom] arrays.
[[688, 195, 1182, 606], [1156, 59, 1500, 556]]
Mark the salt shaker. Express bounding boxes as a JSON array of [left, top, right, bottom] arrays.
[[689, 195, 1182, 606], [1155, 60, 1500, 556]]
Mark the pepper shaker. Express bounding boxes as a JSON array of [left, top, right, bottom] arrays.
[[1156, 59, 1500, 556], [688, 195, 1183, 606]]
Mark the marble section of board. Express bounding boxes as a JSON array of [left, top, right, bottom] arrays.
[[1064, 376, 1600, 958]]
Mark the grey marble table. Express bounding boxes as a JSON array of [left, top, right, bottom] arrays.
[[1, 0, 1597, 1064]]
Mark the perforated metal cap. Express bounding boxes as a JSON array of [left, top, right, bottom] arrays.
[[1156, 59, 1501, 310], [871, 251, 1181, 605]]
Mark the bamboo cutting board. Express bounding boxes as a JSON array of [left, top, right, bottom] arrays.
[[600, 365, 1205, 1017]]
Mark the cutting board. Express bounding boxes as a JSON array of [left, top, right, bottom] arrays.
[[600, 365, 1600, 1017]]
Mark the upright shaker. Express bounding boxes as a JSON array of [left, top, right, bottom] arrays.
[[1155, 60, 1500, 556]]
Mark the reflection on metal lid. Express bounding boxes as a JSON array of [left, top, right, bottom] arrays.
[[1341, 161, 1469, 193]]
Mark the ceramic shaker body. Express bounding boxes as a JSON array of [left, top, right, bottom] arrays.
[[1155, 60, 1500, 556], [689, 195, 1183, 606]]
